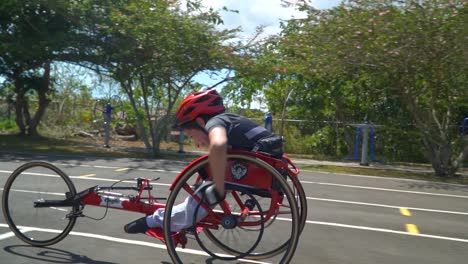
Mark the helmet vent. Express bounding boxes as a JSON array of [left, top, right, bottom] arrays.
[[195, 96, 210, 103], [184, 107, 195, 115], [209, 97, 222, 106]]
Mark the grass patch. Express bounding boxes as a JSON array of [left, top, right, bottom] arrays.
[[0, 134, 200, 161], [0, 134, 144, 158], [301, 164, 468, 185]]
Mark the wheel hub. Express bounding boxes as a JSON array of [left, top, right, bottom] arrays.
[[221, 215, 237, 229]]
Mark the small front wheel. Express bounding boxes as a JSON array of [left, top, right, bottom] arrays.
[[2, 162, 78, 247]]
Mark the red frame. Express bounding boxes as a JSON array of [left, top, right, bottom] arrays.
[[76, 150, 300, 247]]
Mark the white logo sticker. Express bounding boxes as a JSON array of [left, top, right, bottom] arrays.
[[231, 162, 248, 180], [100, 196, 124, 208]]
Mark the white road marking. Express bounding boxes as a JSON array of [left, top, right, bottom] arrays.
[[271, 218, 468, 243], [0, 188, 65, 196], [3, 156, 466, 186], [302, 170, 468, 186], [51, 163, 180, 173], [0, 170, 171, 187], [4, 185, 466, 218], [2, 169, 468, 216], [0, 224, 270, 263], [80, 173, 96, 177], [2, 170, 466, 199], [0, 170, 57, 177], [70, 176, 172, 187], [306, 197, 468, 216], [301, 180, 468, 199], [0, 231, 16, 241], [2, 217, 468, 246]]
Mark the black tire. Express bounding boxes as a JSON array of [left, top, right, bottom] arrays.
[[192, 184, 265, 261], [163, 154, 300, 264], [204, 171, 308, 260], [289, 173, 308, 234], [1, 162, 78, 247]]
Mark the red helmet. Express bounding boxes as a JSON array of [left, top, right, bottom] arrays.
[[175, 89, 225, 127]]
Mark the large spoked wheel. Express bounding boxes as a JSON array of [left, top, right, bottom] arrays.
[[205, 171, 308, 260], [192, 184, 265, 261], [1, 162, 78, 247], [163, 154, 301, 264], [203, 166, 307, 260]]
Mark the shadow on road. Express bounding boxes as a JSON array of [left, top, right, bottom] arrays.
[[160, 257, 246, 264], [0, 152, 189, 173], [402, 181, 468, 193], [4, 245, 117, 264]]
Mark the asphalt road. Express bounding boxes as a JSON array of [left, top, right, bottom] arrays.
[[1, 153, 468, 264]]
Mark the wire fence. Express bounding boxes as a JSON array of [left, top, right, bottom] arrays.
[[0, 99, 431, 162]]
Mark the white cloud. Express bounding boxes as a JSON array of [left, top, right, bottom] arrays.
[[200, 0, 342, 38], [194, 0, 343, 100]]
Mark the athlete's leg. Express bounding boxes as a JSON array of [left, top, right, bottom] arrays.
[[125, 194, 208, 233]]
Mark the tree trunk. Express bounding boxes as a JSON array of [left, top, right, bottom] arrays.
[[28, 62, 52, 138], [12, 64, 52, 138], [13, 77, 27, 136], [140, 75, 159, 157], [422, 135, 457, 177], [334, 95, 354, 156], [120, 80, 152, 154], [401, 83, 460, 178]]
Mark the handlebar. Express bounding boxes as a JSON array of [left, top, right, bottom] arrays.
[[282, 155, 300, 176]]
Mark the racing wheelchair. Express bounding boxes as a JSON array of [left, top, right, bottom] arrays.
[[2, 150, 307, 263]]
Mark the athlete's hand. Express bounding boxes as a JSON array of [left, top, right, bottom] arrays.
[[195, 182, 226, 206]]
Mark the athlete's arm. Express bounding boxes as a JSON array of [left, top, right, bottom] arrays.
[[207, 126, 227, 195]]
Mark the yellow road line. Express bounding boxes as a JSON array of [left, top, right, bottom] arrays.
[[406, 224, 420, 234], [80, 174, 96, 177], [400, 207, 412, 216], [115, 168, 130, 172]]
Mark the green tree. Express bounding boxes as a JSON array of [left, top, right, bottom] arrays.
[[228, 0, 467, 175], [93, 0, 239, 156], [283, 0, 468, 176], [0, 0, 97, 137]]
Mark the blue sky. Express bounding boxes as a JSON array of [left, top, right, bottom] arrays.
[[1, 1, 343, 103], [195, 0, 342, 91], [200, 0, 342, 38]]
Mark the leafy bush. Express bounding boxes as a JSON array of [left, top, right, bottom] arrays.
[[0, 119, 17, 132], [375, 127, 426, 163]]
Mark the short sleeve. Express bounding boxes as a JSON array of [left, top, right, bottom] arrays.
[[205, 116, 228, 133]]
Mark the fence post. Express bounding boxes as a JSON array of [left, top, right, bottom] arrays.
[[265, 112, 273, 133], [462, 117, 468, 142], [103, 103, 114, 148], [360, 122, 370, 166], [178, 127, 185, 153], [369, 127, 376, 162], [353, 127, 362, 160]]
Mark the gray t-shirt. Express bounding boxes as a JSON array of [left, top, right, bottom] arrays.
[[204, 113, 271, 150]]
